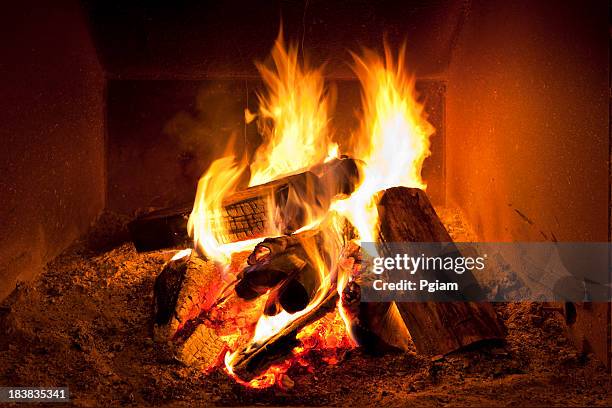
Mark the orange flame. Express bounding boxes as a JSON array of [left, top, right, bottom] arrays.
[[249, 32, 335, 186], [332, 44, 434, 243]]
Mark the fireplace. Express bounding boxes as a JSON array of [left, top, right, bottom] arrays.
[[0, 0, 610, 406]]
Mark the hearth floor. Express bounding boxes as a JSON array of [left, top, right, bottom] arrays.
[[0, 210, 610, 406]]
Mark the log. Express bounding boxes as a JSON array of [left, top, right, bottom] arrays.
[[153, 250, 242, 369], [235, 231, 325, 314], [129, 205, 191, 252], [129, 157, 361, 251], [173, 323, 227, 370], [152, 250, 223, 343], [341, 280, 412, 353], [376, 187, 506, 356], [230, 289, 338, 381]]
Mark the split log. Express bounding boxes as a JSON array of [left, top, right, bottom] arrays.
[[230, 289, 338, 381], [341, 281, 412, 353], [129, 157, 361, 251], [152, 250, 222, 343], [153, 250, 241, 369], [376, 187, 506, 356]]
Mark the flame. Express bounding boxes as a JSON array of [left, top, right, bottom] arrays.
[[188, 154, 263, 264], [332, 44, 434, 243], [248, 32, 334, 186]]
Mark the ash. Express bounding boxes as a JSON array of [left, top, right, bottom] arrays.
[[0, 210, 610, 407]]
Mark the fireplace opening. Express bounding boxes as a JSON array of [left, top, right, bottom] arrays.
[[0, 0, 610, 406]]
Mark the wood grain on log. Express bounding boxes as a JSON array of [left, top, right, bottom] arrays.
[[376, 187, 506, 356]]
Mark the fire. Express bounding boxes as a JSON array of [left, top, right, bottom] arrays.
[[186, 32, 434, 389], [332, 44, 434, 243], [187, 154, 264, 264], [248, 32, 335, 187]]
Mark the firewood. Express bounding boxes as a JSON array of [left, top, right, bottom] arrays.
[[230, 289, 338, 381], [128, 205, 191, 252], [152, 250, 222, 343], [341, 280, 412, 353], [376, 187, 506, 356], [173, 323, 227, 369], [235, 230, 331, 314], [129, 158, 361, 251]]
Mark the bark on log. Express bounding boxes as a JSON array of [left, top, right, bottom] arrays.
[[129, 157, 361, 251], [129, 205, 191, 252], [341, 280, 412, 353], [376, 187, 506, 356]]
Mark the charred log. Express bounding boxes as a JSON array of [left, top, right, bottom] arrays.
[[129, 157, 361, 251], [152, 251, 222, 343], [235, 231, 325, 314], [230, 289, 338, 381], [376, 187, 506, 356]]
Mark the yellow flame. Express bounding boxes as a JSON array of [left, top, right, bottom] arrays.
[[188, 155, 259, 264], [332, 44, 434, 243], [248, 32, 334, 186], [171, 248, 192, 261]]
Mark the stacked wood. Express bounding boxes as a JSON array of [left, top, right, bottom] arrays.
[[150, 185, 505, 377], [376, 187, 506, 356], [129, 157, 361, 251]]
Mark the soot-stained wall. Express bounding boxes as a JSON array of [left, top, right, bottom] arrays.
[[0, 1, 106, 300]]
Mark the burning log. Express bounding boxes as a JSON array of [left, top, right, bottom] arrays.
[[234, 229, 339, 315], [173, 323, 227, 369], [152, 250, 223, 343], [376, 187, 506, 356], [129, 157, 361, 252], [229, 289, 339, 381], [341, 281, 412, 353]]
